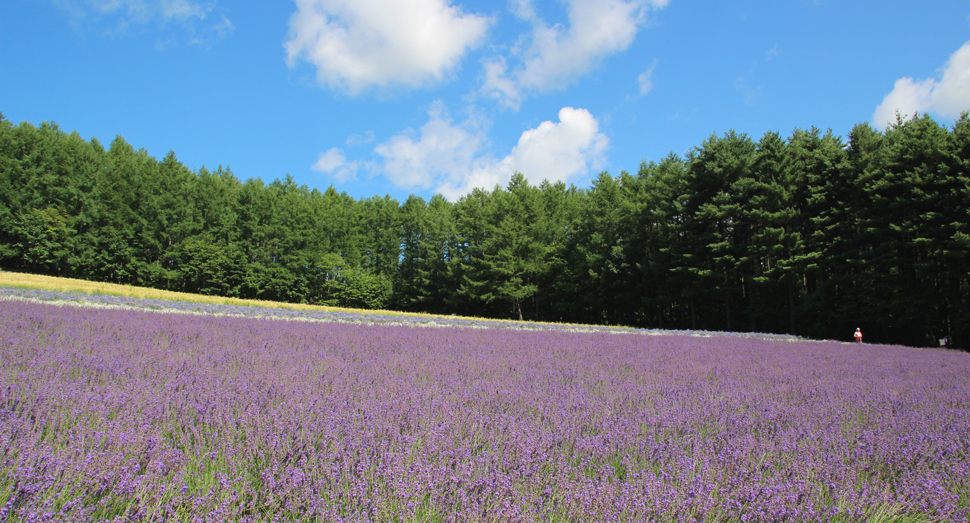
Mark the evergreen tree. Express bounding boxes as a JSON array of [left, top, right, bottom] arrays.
[[685, 131, 758, 331], [633, 154, 693, 329], [571, 171, 635, 325], [862, 114, 962, 346], [396, 194, 455, 313], [943, 112, 970, 349]]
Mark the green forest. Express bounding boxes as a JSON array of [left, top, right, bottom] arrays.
[[1, 111, 968, 349]]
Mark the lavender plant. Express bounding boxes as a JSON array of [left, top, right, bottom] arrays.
[[0, 286, 801, 340], [1, 299, 968, 522]]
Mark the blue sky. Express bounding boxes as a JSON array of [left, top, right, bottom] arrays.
[[2, 0, 969, 202]]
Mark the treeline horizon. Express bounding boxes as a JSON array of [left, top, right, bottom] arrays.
[[1, 111, 967, 349]]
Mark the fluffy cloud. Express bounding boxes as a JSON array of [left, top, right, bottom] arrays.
[[312, 147, 358, 182], [497, 106, 609, 188], [374, 105, 608, 199], [285, 0, 490, 94], [483, 0, 668, 109], [373, 104, 489, 192], [873, 40, 970, 128]]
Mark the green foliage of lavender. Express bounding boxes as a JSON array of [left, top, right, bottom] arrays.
[[2, 300, 969, 521]]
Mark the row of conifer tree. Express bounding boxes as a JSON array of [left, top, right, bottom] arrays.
[[1, 112, 967, 349]]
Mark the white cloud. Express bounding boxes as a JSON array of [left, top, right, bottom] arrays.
[[482, 58, 522, 108], [374, 104, 608, 199], [873, 40, 970, 128], [285, 0, 491, 94], [313, 147, 345, 172], [313, 147, 358, 182], [638, 59, 657, 95], [498, 106, 608, 187], [374, 103, 488, 192], [482, 0, 668, 109]]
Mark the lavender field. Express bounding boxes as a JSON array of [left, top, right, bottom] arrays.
[[2, 298, 969, 522]]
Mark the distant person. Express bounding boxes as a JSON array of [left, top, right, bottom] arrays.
[[854, 328, 863, 343]]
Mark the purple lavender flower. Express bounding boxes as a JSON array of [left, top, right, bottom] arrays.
[[0, 297, 968, 521]]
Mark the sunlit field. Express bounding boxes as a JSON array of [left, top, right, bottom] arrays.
[[1, 285, 969, 521]]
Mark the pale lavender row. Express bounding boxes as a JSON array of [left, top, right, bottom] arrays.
[[0, 285, 800, 340], [1, 300, 969, 522]]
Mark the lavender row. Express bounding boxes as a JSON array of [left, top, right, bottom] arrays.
[[2, 300, 969, 521], [0, 285, 801, 340]]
